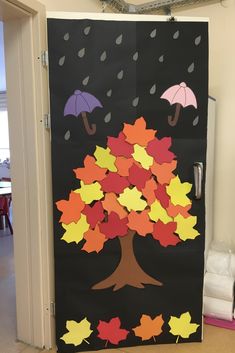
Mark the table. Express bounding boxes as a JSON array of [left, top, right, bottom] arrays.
[[0, 187, 12, 196], [0, 181, 11, 188]]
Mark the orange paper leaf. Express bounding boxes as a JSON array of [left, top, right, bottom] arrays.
[[128, 210, 154, 236], [133, 314, 164, 341], [102, 192, 128, 219], [167, 202, 192, 218], [123, 117, 156, 147], [115, 157, 134, 177], [56, 192, 85, 225], [74, 156, 107, 184], [82, 225, 107, 253], [142, 178, 158, 205], [151, 160, 177, 184]]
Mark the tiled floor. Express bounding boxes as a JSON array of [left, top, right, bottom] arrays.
[[1, 230, 235, 353]]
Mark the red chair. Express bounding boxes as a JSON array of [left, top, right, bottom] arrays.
[[0, 196, 13, 235]]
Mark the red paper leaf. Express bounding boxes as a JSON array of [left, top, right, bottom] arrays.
[[99, 212, 128, 239], [100, 173, 130, 194], [82, 201, 105, 228], [107, 132, 134, 158], [74, 155, 107, 184], [128, 164, 151, 191], [153, 220, 181, 247], [155, 184, 170, 208], [56, 192, 85, 225], [146, 137, 175, 164], [97, 317, 129, 345]]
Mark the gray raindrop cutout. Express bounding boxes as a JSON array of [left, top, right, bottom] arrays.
[[116, 34, 123, 45], [64, 130, 70, 141], [132, 97, 139, 107], [64, 33, 70, 41], [104, 112, 111, 123], [173, 30, 180, 39], [133, 52, 138, 61], [84, 26, 91, 35], [78, 48, 85, 58], [117, 70, 124, 80], [100, 51, 107, 62], [150, 29, 157, 38], [195, 35, 201, 46], [159, 55, 164, 63], [193, 116, 199, 126], [188, 62, 195, 73], [82, 76, 89, 86], [107, 89, 112, 97], [59, 56, 65, 66], [150, 84, 156, 95]]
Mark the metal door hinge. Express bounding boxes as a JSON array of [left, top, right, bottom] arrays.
[[41, 50, 49, 68], [50, 301, 56, 317], [44, 113, 51, 129]]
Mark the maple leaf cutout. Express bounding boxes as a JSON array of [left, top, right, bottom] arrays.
[[61, 215, 89, 244], [102, 192, 128, 219], [128, 210, 153, 236], [168, 312, 199, 343], [60, 318, 93, 346], [107, 132, 134, 158], [151, 160, 177, 184], [100, 172, 130, 194], [97, 317, 129, 345], [123, 117, 156, 147], [56, 192, 85, 225], [94, 146, 117, 172], [166, 176, 192, 207], [82, 201, 105, 229], [115, 157, 134, 177], [174, 215, 200, 241], [82, 225, 107, 253], [153, 220, 181, 247], [73, 156, 107, 184], [75, 181, 104, 204], [147, 137, 175, 164], [133, 314, 164, 341], [99, 212, 128, 239], [118, 187, 147, 212]]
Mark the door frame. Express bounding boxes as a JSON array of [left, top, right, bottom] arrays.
[[0, 0, 54, 349]]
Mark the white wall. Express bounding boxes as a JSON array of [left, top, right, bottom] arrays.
[[41, 0, 235, 250]]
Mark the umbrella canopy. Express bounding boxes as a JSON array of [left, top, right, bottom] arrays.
[[161, 82, 197, 109], [64, 90, 103, 117]]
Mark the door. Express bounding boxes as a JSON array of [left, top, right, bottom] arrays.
[[47, 12, 208, 352]]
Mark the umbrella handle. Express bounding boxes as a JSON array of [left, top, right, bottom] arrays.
[[168, 103, 181, 126], [81, 112, 97, 135]]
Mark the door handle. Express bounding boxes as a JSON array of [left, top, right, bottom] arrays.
[[193, 162, 203, 200]]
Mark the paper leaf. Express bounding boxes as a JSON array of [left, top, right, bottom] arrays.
[[123, 117, 156, 147], [155, 184, 170, 208], [118, 187, 147, 212], [128, 210, 153, 236], [73, 156, 107, 184], [82, 225, 107, 253], [107, 132, 134, 158], [61, 215, 89, 244], [82, 201, 105, 228], [56, 192, 85, 224], [94, 146, 117, 172], [166, 176, 192, 207], [115, 157, 134, 177], [60, 318, 93, 346], [167, 203, 191, 218], [99, 212, 128, 239], [133, 314, 164, 341], [132, 144, 154, 170], [149, 200, 173, 224], [151, 160, 177, 184], [102, 192, 128, 219], [168, 312, 199, 340], [100, 173, 130, 194], [97, 317, 129, 345], [147, 137, 175, 164], [75, 181, 104, 204], [128, 164, 152, 191], [152, 220, 181, 247], [142, 178, 158, 205], [174, 214, 200, 241]]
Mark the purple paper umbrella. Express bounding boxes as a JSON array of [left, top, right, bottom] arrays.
[[161, 82, 197, 127], [64, 90, 103, 135]]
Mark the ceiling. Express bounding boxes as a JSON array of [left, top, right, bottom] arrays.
[[0, 21, 6, 92]]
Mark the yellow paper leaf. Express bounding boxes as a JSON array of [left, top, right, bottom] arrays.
[[61, 215, 89, 244], [118, 187, 147, 212], [168, 312, 199, 341], [75, 181, 104, 204], [94, 146, 117, 172], [174, 214, 200, 241], [166, 176, 192, 207], [61, 318, 93, 346], [132, 144, 154, 170], [149, 200, 173, 223]]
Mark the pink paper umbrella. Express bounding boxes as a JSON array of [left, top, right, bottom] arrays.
[[161, 82, 197, 126], [64, 90, 103, 135]]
